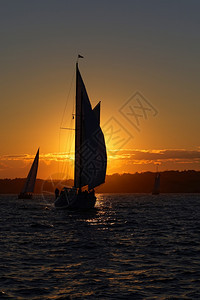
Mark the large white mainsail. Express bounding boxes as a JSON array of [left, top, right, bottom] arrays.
[[21, 148, 39, 194], [74, 65, 107, 190]]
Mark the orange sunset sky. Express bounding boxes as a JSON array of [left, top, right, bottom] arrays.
[[0, 0, 200, 180]]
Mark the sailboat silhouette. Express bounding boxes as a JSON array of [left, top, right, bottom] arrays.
[[18, 148, 39, 199], [55, 58, 107, 209], [152, 166, 160, 195]]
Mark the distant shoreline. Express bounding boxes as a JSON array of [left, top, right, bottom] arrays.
[[1, 170, 200, 194]]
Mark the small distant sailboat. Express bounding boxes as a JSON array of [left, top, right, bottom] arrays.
[[55, 57, 107, 210], [152, 172, 160, 195], [18, 148, 39, 199]]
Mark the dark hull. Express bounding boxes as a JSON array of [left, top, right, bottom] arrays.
[[55, 190, 96, 210], [152, 192, 160, 195], [18, 193, 32, 199]]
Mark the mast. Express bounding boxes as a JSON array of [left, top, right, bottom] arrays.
[[79, 90, 83, 190], [74, 61, 82, 190], [74, 62, 78, 188]]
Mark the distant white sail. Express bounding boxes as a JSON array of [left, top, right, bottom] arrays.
[[152, 173, 160, 195], [22, 149, 39, 193], [74, 66, 107, 190]]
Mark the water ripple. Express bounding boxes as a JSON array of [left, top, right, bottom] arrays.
[[0, 194, 200, 299]]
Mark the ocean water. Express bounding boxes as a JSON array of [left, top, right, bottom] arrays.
[[0, 194, 200, 300]]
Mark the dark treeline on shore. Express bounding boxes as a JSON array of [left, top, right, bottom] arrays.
[[1, 170, 200, 194]]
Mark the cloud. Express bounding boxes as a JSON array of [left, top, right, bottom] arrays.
[[1, 154, 33, 161], [1, 149, 200, 165], [108, 149, 200, 164], [1, 148, 200, 179], [0, 152, 74, 163], [0, 162, 7, 170], [0, 152, 74, 178]]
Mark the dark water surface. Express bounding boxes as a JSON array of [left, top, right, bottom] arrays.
[[0, 194, 200, 299]]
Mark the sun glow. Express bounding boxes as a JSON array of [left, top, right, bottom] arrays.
[[1, 147, 200, 179]]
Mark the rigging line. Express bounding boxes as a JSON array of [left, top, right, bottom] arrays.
[[60, 127, 75, 130], [60, 69, 75, 129], [62, 117, 74, 181], [58, 68, 75, 177], [61, 82, 76, 181], [60, 112, 74, 180], [58, 130, 61, 177]]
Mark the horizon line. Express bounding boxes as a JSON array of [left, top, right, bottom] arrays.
[[1, 169, 200, 181]]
